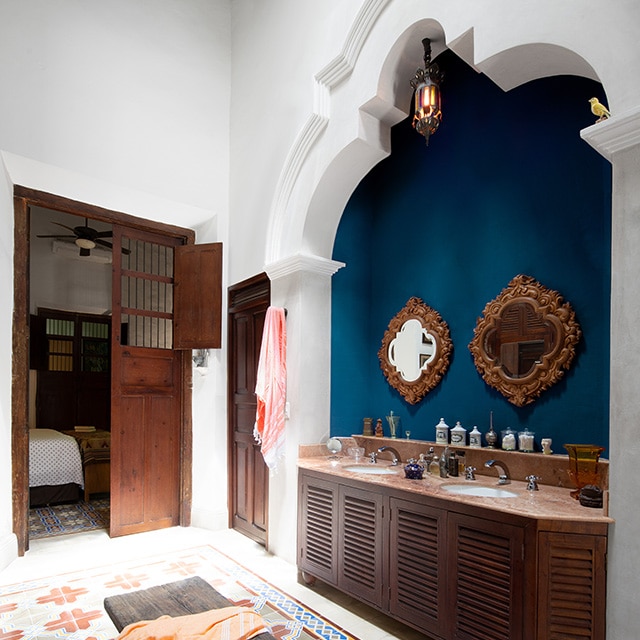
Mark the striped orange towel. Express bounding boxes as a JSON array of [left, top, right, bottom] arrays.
[[116, 605, 268, 639], [253, 307, 287, 471]]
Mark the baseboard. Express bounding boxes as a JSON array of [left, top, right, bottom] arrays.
[[0, 532, 18, 572]]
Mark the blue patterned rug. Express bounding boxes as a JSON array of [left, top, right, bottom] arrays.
[[29, 497, 110, 539], [0, 544, 360, 639]]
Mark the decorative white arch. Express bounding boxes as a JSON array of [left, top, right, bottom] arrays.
[[266, 3, 609, 266]]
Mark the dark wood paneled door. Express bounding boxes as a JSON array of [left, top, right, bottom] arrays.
[[110, 226, 184, 537], [228, 274, 270, 546]]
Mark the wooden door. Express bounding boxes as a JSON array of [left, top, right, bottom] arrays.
[[110, 226, 184, 536], [228, 274, 270, 545]]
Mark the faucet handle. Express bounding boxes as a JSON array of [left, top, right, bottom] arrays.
[[465, 466, 477, 481], [525, 475, 541, 491], [369, 451, 378, 463]]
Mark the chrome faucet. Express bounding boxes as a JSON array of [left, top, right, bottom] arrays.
[[377, 446, 401, 466], [484, 459, 511, 485]]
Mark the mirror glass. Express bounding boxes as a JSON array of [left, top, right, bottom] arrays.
[[379, 297, 452, 405], [388, 319, 437, 382], [469, 275, 581, 406], [484, 301, 558, 378]]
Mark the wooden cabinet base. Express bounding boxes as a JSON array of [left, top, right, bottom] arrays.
[[84, 461, 110, 501]]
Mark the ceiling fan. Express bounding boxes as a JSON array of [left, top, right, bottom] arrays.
[[37, 218, 129, 256]]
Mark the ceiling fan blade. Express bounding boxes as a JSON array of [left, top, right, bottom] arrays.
[[51, 221, 77, 233], [95, 239, 114, 250], [36, 234, 76, 238], [94, 230, 113, 238]]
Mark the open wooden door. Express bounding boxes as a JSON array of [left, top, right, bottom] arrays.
[[110, 226, 222, 537], [228, 274, 270, 545]]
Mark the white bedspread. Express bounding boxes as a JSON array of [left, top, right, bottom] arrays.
[[29, 429, 84, 489]]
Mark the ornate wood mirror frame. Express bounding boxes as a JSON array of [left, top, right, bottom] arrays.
[[378, 297, 452, 405], [468, 274, 581, 407]]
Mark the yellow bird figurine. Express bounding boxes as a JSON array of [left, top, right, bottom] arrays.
[[589, 97, 611, 122]]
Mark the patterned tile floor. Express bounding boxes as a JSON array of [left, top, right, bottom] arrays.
[[29, 498, 110, 539], [0, 527, 428, 640]]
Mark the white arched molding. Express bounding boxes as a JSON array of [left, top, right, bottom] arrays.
[[265, 253, 345, 281], [265, 0, 392, 265], [581, 104, 640, 162]]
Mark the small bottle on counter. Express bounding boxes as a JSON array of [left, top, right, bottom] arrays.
[[457, 451, 466, 474], [450, 421, 467, 446], [439, 446, 450, 478], [448, 451, 459, 477], [435, 418, 450, 444], [469, 425, 482, 448], [429, 454, 440, 475]]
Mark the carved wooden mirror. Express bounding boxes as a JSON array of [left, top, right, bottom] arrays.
[[468, 275, 581, 407], [378, 297, 452, 405]]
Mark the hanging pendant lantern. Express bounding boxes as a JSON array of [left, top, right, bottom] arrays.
[[410, 38, 443, 145]]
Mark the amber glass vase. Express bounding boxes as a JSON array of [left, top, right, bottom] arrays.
[[564, 444, 605, 499]]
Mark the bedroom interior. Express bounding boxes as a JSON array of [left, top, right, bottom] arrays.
[[28, 207, 114, 535]]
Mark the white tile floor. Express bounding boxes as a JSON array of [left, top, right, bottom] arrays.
[[0, 526, 430, 640]]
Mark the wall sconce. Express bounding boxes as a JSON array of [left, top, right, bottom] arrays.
[[410, 38, 443, 145], [192, 349, 209, 375]]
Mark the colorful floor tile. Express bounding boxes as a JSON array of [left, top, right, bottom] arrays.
[[0, 544, 360, 640], [29, 498, 110, 539]]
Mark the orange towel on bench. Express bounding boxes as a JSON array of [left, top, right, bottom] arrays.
[[116, 605, 268, 640]]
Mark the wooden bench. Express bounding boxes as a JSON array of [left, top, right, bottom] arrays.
[[103, 576, 276, 639]]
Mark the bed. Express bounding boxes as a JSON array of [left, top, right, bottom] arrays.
[[29, 428, 84, 506]]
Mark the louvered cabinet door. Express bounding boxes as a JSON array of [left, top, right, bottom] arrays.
[[536, 532, 607, 640], [448, 512, 525, 640], [338, 484, 385, 608], [298, 473, 339, 585], [388, 497, 446, 637]]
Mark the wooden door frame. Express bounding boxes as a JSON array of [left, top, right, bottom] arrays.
[[11, 186, 195, 555]]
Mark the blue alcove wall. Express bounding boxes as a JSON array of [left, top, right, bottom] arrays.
[[331, 50, 611, 454]]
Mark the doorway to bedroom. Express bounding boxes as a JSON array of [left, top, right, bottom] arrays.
[[28, 208, 114, 540], [13, 187, 222, 555]]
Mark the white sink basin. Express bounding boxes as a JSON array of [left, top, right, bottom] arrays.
[[442, 484, 518, 498], [343, 465, 398, 475]]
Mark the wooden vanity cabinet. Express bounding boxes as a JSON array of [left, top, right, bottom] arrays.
[[297, 468, 607, 640], [297, 471, 385, 608]]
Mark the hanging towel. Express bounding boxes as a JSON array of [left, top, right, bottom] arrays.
[[254, 306, 287, 471]]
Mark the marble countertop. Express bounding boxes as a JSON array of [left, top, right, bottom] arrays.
[[298, 455, 613, 524]]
